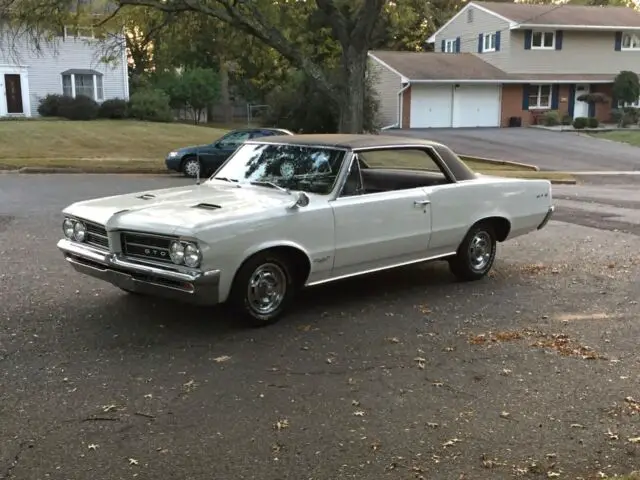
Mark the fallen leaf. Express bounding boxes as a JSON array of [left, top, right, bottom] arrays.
[[570, 423, 585, 429], [387, 337, 400, 344], [102, 404, 117, 413], [88, 444, 98, 451], [128, 458, 139, 466], [432, 382, 443, 387], [547, 472, 560, 478], [443, 347, 454, 352], [213, 355, 231, 363], [443, 438, 461, 447], [606, 429, 619, 440], [353, 411, 365, 417], [628, 437, 640, 444], [275, 419, 289, 430], [144, 394, 153, 399], [426, 422, 439, 428], [500, 411, 510, 419]]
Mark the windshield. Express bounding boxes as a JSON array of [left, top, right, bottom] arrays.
[[210, 143, 347, 195]]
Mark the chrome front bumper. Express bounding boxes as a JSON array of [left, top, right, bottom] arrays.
[[57, 239, 221, 305], [537, 205, 555, 230]]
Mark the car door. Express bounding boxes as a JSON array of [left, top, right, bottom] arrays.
[[329, 153, 433, 277]]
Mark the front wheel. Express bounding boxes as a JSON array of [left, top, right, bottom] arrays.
[[181, 157, 201, 178], [448, 223, 497, 281], [229, 251, 297, 327]]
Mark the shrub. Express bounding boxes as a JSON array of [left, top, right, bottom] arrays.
[[98, 98, 128, 119], [57, 95, 99, 120], [613, 71, 640, 106], [622, 106, 639, 124], [561, 113, 572, 125], [541, 110, 560, 126], [621, 113, 636, 127], [610, 108, 624, 125], [587, 117, 599, 128], [572, 117, 588, 129], [37, 94, 69, 117], [129, 89, 173, 122]]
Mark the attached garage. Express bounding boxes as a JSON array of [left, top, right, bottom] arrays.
[[409, 84, 501, 129], [410, 85, 453, 128], [452, 85, 501, 128]]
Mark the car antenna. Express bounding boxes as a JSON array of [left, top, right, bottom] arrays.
[[196, 148, 200, 185]]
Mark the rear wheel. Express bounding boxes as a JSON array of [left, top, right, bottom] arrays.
[[448, 223, 497, 281], [229, 251, 298, 327], [181, 156, 200, 178]]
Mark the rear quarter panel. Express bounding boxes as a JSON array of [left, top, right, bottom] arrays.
[[427, 176, 552, 251]]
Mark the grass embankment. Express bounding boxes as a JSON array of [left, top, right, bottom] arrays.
[[0, 120, 574, 182], [589, 130, 640, 147]]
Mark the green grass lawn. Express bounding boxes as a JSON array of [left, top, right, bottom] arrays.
[[0, 119, 573, 182], [589, 130, 640, 146]]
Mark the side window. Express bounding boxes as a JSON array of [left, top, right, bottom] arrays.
[[219, 131, 251, 148], [339, 155, 364, 197], [353, 148, 452, 194]]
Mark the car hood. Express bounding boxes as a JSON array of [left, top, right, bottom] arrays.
[[63, 182, 298, 236]]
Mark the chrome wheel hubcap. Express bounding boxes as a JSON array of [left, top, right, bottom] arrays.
[[184, 160, 200, 176], [468, 231, 492, 271], [247, 263, 287, 315]]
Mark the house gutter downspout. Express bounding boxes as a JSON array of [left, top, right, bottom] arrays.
[[382, 81, 411, 130]]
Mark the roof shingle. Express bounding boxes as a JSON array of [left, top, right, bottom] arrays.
[[473, 1, 640, 27]]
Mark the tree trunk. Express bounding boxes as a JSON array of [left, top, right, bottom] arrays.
[[219, 60, 232, 124], [338, 46, 368, 133]]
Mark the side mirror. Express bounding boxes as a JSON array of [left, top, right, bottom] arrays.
[[287, 191, 310, 210]]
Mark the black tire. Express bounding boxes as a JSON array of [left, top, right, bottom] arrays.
[[229, 251, 298, 327], [448, 222, 497, 281], [181, 156, 200, 178]]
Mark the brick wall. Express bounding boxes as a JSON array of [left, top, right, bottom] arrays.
[[591, 84, 614, 123], [401, 87, 411, 128], [501, 84, 576, 126]]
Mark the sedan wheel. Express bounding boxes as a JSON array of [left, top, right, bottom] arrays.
[[182, 157, 200, 178], [448, 223, 497, 281], [230, 251, 296, 327]]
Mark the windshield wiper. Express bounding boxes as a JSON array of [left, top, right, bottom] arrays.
[[213, 177, 239, 183], [249, 180, 290, 193]]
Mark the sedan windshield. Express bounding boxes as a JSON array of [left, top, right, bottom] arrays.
[[210, 143, 347, 195]]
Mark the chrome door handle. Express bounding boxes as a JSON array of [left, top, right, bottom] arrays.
[[414, 199, 431, 206]]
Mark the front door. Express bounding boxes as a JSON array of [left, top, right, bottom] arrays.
[[573, 84, 590, 118], [330, 156, 432, 276], [4, 74, 23, 114]]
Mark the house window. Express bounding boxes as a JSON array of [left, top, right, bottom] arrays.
[[618, 97, 640, 108], [63, 26, 95, 39], [61, 73, 104, 101], [528, 84, 552, 109], [482, 32, 496, 52], [444, 39, 457, 53], [621, 33, 640, 50], [532, 31, 555, 49]]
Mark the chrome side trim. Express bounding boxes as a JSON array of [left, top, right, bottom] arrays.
[[537, 205, 555, 230], [305, 251, 456, 287]]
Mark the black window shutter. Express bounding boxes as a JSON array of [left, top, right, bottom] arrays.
[[522, 84, 530, 110], [495, 31, 501, 51], [455, 37, 461, 53], [524, 30, 532, 50], [614, 31, 622, 51], [555, 30, 563, 50], [441, 39, 445, 52], [551, 85, 560, 109], [478, 33, 483, 53]]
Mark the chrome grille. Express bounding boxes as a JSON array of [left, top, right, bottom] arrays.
[[121, 232, 175, 264], [85, 221, 110, 250]]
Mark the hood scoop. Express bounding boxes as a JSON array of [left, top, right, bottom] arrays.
[[137, 193, 156, 200], [193, 203, 222, 210]]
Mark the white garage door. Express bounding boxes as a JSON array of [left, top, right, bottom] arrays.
[[410, 85, 453, 128], [452, 85, 501, 128]]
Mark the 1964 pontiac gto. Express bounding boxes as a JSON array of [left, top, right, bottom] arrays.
[[57, 134, 554, 327]]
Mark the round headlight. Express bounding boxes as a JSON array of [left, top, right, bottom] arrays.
[[183, 243, 201, 268], [73, 221, 87, 242], [169, 241, 185, 264], [63, 218, 75, 238]]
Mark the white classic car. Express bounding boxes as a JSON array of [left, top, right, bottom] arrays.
[[57, 134, 554, 326]]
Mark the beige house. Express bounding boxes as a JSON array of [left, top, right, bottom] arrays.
[[368, 1, 640, 129]]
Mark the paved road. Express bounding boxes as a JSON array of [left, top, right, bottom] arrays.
[[1, 174, 640, 479], [388, 127, 640, 172]]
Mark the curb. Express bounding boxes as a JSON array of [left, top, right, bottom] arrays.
[[549, 179, 577, 185], [459, 154, 540, 172], [12, 166, 172, 175]]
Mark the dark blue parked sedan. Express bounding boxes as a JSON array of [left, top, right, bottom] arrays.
[[165, 127, 294, 178]]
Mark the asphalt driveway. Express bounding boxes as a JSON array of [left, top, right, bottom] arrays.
[[2, 174, 640, 479], [388, 127, 640, 172]]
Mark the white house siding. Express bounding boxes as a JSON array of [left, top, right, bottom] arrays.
[[0, 29, 128, 117], [434, 5, 512, 71], [367, 56, 403, 127]]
